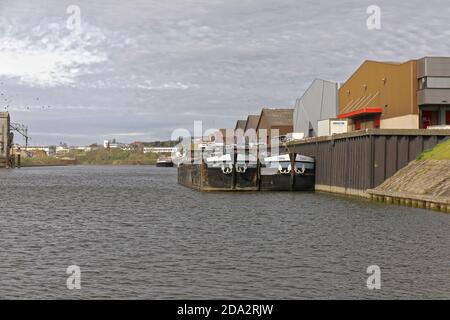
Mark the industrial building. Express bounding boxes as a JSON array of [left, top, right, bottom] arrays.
[[206, 128, 235, 144], [256, 108, 293, 144], [293, 79, 339, 137], [235, 120, 246, 131], [417, 57, 450, 128], [338, 57, 450, 131], [244, 115, 260, 134], [0, 112, 11, 167]]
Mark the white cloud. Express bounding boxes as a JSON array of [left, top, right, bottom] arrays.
[[102, 132, 156, 137], [3, 0, 450, 145], [136, 80, 199, 90], [0, 19, 108, 87]]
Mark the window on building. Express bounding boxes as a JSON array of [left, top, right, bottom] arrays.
[[446, 111, 450, 125], [421, 110, 439, 129], [418, 77, 427, 90], [418, 77, 450, 89]]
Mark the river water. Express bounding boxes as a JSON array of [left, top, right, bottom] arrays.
[[0, 166, 448, 299]]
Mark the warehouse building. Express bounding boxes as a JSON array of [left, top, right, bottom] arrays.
[[256, 108, 293, 144], [338, 57, 450, 131], [244, 115, 260, 134], [417, 57, 450, 128], [293, 79, 339, 137], [206, 128, 235, 145], [235, 120, 247, 131]]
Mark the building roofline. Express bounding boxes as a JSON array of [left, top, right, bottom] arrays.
[[342, 59, 417, 87], [256, 108, 294, 130], [244, 114, 260, 132], [296, 78, 339, 103]]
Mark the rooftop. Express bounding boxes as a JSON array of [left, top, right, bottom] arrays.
[[259, 108, 294, 127], [235, 120, 247, 130], [245, 115, 260, 131]]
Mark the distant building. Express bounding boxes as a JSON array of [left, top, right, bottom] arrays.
[[0, 112, 11, 165], [205, 128, 235, 145], [56, 146, 70, 155], [234, 120, 247, 144], [293, 79, 339, 137], [143, 147, 177, 154], [26, 146, 55, 157], [244, 115, 260, 135], [88, 144, 101, 151], [338, 57, 450, 131], [76, 146, 93, 152], [103, 139, 127, 149], [256, 108, 293, 145], [235, 120, 247, 131]]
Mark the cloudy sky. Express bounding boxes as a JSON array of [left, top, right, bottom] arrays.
[[0, 0, 449, 145]]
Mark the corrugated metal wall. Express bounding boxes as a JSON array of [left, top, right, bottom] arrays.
[[294, 79, 338, 137], [289, 131, 449, 191]]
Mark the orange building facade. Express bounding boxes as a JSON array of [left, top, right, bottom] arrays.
[[339, 57, 450, 131]]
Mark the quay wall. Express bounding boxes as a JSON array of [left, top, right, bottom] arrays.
[[368, 159, 450, 213], [285, 129, 450, 198]]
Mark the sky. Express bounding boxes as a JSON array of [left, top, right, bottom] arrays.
[[0, 0, 449, 145]]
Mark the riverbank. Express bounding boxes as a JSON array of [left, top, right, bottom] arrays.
[[19, 149, 162, 167], [368, 139, 450, 213], [19, 157, 69, 167]]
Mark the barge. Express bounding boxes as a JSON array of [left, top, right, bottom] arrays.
[[156, 158, 174, 167], [177, 150, 315, 192], [260, 154, 315, 191]]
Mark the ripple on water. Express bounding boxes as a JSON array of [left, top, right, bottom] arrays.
[[0, 166, 448, 299]]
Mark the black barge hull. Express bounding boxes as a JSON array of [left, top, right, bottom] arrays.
[[178, 160, 314, 192], [156, 161, 174, 167]]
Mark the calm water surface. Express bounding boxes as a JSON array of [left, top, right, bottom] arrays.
[[0, 166, 448, 299]]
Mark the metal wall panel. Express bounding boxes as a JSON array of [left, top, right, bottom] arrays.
[[289, 131, 447, 192], [374, 136, 386, 187], [385, 136, 398, 178]]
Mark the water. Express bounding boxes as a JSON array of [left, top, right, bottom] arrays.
[[0, 166, 448, 299]]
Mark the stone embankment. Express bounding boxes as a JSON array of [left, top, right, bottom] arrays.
[[368, 159, 450, 213]]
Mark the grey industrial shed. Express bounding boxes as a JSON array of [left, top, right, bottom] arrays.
[[293, 79, 339, 137]]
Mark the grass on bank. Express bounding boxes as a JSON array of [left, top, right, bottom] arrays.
[[21, 149, 164, 166], [20, 156, 66, 167], [417, 139, 450, 160], [69, 149, 160, 165]]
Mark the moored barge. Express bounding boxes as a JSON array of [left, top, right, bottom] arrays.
[[177, 150, 315, 192], [259, 154, 315, 191], [156, 158, 174, 167]]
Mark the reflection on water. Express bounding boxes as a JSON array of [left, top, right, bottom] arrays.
[[0, 166, 448, 299]]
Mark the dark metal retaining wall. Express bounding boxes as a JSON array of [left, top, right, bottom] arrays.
[[285, 129, 450, 196]]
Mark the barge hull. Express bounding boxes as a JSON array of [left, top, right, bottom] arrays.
[[259, 174, 292, 191], [235, 167, 259, 191]]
